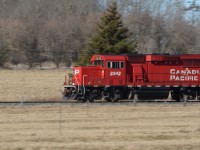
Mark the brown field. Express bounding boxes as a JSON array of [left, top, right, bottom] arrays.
[[0, 70, 200, 150], [0, 69, 68, 101], [0, 104, 200, 150]]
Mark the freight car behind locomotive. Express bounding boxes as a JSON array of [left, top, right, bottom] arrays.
[[64, 54, 200, 102]]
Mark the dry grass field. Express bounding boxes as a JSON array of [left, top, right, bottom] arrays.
[[0, 70, 200, 150], [0, 104, 200, 150], [0, 69, 68, 101]]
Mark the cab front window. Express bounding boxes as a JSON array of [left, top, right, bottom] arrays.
[[94, 60, 104, 68]]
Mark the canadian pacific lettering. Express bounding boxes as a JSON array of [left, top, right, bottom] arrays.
[[170, 68, 199, 81]]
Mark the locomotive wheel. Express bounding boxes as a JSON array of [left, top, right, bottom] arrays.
[[88, 93, 94, 102], [77, 96, 87, 103], [81, 93, 94, 103], [112, 99, 119, 102], [171, 91, 182, 102], [89, 99, 94, 102], [173, 95, 181, 102], [70, 93, 77, 100], [101, 91, 111, 102], [88, 94, 94, 103], [106, 98, 112, 102], [81, 99, 87, 103]]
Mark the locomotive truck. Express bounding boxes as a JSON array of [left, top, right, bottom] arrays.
[[63, 53, 200, 102]]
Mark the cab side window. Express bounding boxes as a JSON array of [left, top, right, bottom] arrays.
[[108, 62, 111, 68], [120, 62, 124, 68], [107, 61, 124, 68]]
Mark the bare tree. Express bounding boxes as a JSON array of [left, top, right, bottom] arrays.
[[0, 0, 200, 68]]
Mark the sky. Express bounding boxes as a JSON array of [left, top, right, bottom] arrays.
[[184, 0, 200, 24]]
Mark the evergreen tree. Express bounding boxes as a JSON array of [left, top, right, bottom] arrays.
[[79, 2, 136, 65]]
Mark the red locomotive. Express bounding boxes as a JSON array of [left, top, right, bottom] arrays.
[[64, 53, 200, 102]]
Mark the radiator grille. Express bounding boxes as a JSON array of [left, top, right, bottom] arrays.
[[182, 59, 200, 67]]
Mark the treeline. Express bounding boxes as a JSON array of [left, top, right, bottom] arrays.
[[0, 0, 200, 68]]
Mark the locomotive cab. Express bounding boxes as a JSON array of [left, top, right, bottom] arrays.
[[63, 54, 127, 102]]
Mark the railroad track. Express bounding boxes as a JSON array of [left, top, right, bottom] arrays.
[[0, 99, 199, 106]]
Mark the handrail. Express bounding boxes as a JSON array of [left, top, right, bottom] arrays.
[[74, 75, 80, 92], [83, 75, 87, 96]]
